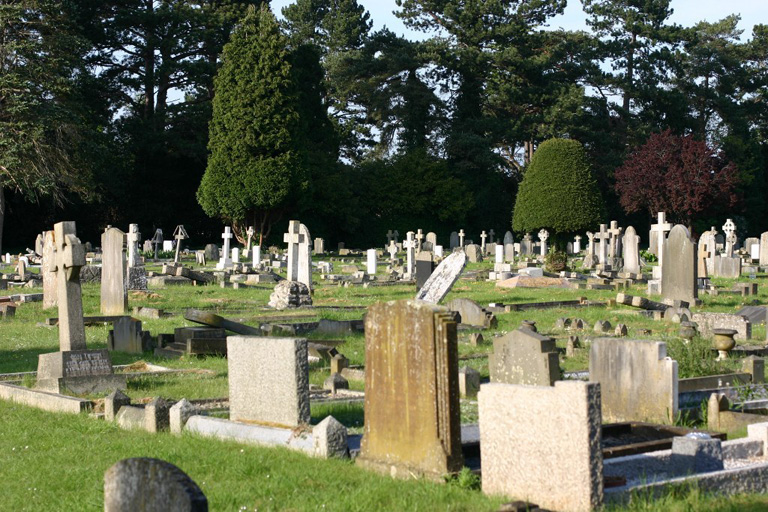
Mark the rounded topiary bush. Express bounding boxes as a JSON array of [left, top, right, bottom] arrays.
[[512, 138, 604, 237]]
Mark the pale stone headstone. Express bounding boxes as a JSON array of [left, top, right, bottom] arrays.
[[204, 244, 219, 262], [700, 228, 718, 275], [521, 233, 532, 255], [386, 229, 399, 244], [574, 235, 582, 254], [722, 218, 737, 257], [42, 230, 57, 309], [582, 232, 596, 269], [458, 229, 465, 248], [448, 298, 496, 329], [415, 229, 425, 253], [403, 231, 417, 278], [691, 313, 751, 341], [313, 237, 324, 255], [608, 220, 623, 259], [101, 227, 128, 315], [104, 458, 208, 512], [504, 243, 515, 262], [621, 226, 640, 274], [284, 220, 304, 282], [298, 224, 312, 290], [216, 227, 233, 270], [661, 225, 697, 305], [589, 338, 677, 423], [464, 244, 483, 263], [126, 224, 142, 268], [426, 232, 437, 249], [751, 243, 760, 261], [357, 300, 463, 479], [479, 381, 602, 512], [366, 249, 377, 275], [434, 245, 444, 258], [538, 229, 549, 256], [252, 245, 261, 267], [162, 240, 174, 252], [649, 211, 672, 260], [480, 230, 488, 252], [494, 244, 503, 264], [231, 247, 239, 264], [227, 336, 310, 427], [35, 233, 44, 256], [386, 241, 398, 262], [416, 251, 467, 304], [503, 231, 514, 245], [760, 232, 768, 267], [595, 224, 610, 265], [488, 329, 559, 386]]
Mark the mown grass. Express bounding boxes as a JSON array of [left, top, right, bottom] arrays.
[[2, 255, 768, 510]]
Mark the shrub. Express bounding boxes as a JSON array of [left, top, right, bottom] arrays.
[[544, 249, 568, 272]]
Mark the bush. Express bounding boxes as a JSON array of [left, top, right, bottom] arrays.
[[544, 249, 568, 272], [512, 139, 605, 237]]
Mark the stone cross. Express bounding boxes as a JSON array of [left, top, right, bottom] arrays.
[[480, 231, 488, 251], [538, 229, 549, 256], [458, 229, 465, 248], [650, 212, 672, 267], [722, 218, 736, 257], [386, 230, 400, 244], [608, 221, 623, 259], [150, 229, 163, 260], [489, 229, 495, 244], [387, 240, 398, 262], [698, 240, 711, 279], [245, 226, 255, 256], [126, 224, 141, 268], [415, 229, 425, 253], [173, 225, 188, 264], [595, 224, 611, 265], [574, 235, 582, 254], [52, 221, 87, 352], [403, 231, 417, 277], [284, 220, 305, 282], [216, 227, 233, 270]]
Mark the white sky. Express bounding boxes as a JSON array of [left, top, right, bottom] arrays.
[[271, 0, 768, 41]]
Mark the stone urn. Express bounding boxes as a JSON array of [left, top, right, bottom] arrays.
[[712, 328, 737, 360], [521, 320, 537, 332]]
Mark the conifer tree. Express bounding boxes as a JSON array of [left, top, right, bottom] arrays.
[[197, 5, 307, 243]]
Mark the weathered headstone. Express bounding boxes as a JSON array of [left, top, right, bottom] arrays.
[[722, 218, 737, 257], [426, 232, 437, 249], [284, 220, 304, 282], [402, 231, 417, 278], [447, 298, 497, 329], [649, 211, 672, 258], [760, 232, 768, 267], [464, 244, 483, 263], [583, 232, 596, 269], [621, 226, 640, 274], [298, 223, 312, 291], [252, 245, 261, 267], [366, 249, 377, 276], [449, 231, 459, 249], [415, 251, 435, 289], [479, 381, 602, 512], [595, 224, 610, 266], [357, 300, 463, 479], [538, 229, 549, 257], [101, 227, 128, 315], [661, 225, 697, 305], [42, 230, 57, 309], [126, 224, 148, 291], [227, 336, 310, 427], [172, 225, 189, 264], [458, 229, 466, 248], [104, 458, 208, 512], [416, 251, 467, 304], [488, 328, 559, 386], [608, 220, 623, 260], [313, 237, 324, 255], [204, 244, 219, 262]]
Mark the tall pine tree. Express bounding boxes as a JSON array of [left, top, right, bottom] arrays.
[[197, 5, 307, 243]]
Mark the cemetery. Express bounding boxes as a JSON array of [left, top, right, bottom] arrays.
[[2, 216, 768, 510]]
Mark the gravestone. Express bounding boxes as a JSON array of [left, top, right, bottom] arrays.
[[298, 223, 312, 291], [480, 231, 488, 252], [488, 329, 559, 386], [104, 458, 208, 512], [227, 336, 310, 427], [661, 225, 697, 305], [464, 244, 483, 263], [722, 218, 737, 257], [252, 245, 261, 267], [42, 230, 57, 309], [357, 300, 463, 479], [434, 245, 444, 258], [386, 229, 399, 245], [244, 226, 255, 258], [608, 220, 623, 260], [216, 227, 233, 270], [127, 224, 148, 291], [151, 229, 164, 260], [700, 228, 718, 276], [402, 231, 417, 278], [314, 237, 324, 255], [204, 244, 219, 262], [415, 229, 425, 252], [621, 226, 640, 274], [426, 232, 437, 249], [101, 227, 128, 315], [35, 233, 43, 255], [649, 211, 672, 258], [595, 224, 610, 266], [458, 229, 466, 248], [538, 229, 549, 257], [760, 232, 768, 267], [366, 249, 377, 276], [573, 235, 582, 254], [521, 233, 533, 255], [583, 232, 596, 269], [415, 251, 435, 289], [172, 225, 189, 264], [503, 231, 514, 245], [691, 313, 751, 341], [479, 381, 602, 512], [37, 221, 125, 394], [590, 338, 677, 423], [416, 251, 467, 304], [495, 244, 503, 264], [231, 247, 239, 264], [449, 231, 459, 249], [447, 298, 497, 329], [504, 242, 515, 262], [284, 220, 304, 282]]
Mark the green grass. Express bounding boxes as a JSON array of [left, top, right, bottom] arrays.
[[3, 257, 768, 509]]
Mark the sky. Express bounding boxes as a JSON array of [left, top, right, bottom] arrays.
[[271, 0, 768, 41]]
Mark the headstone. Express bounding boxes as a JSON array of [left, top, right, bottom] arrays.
[[104, 458, 208, 512], [231, 247, 239, 264], [314, 237, 324, 255], [252, 245, 261, 267], [416, 251, 467, 304], [621, 226, 640, 274], [649, 211, 672, 259], [449, 231, 459, 249], [216, 227, 233, 270], [495, 244, 504, 264], [34, 233, 44, 255], [283, 220, 304, 282], [403, 231, 417, 278], [589, 338, 677, 423], [447, 298, 497, 329], [480, 231, 488, 252], [583, 232, 596, 269], [227, 336, 310, 427], [504, 243, 515, 262], [700, 228, 718, 276], [365, 248, 377, 276], [386, 229, 399, 244], [595, 224, 610, 265], [101, 227, 128, 315], [479, 381, 602, 512], [661, 225, 697, 305], [162, 240, 174, 252], [415, 229, 425, 253], [488, 329, 559, 386], [426, 232, 437, 249], [464, 244, 483, 263], [172, 225, 189, 264], [434, 245, 444, 258], [42, 230, 57, 309], [760, 232, 768, 267], [608, 220, 623, 259], [357, 300, 463, 479], [415, 251, 435, 289], [386, 241, 398, 262], [538, 229, 549, 257], [126, 224, 142, 268], [722, 218, 737, 257], [573, 235, 582, 254], [298, 223, 312, 290], [691, 313, 751, 341], [268, 281, 312, 309], [204, 244, 219, 262], [458, 229, 465, 248], [521, 233, 533, 255]]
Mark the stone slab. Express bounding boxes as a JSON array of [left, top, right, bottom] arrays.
[[0, 382, 92, 414], [415, 251, 467, 304]]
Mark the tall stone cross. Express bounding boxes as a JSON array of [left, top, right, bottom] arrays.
[[386, 229, 400, 244], [127, 224, 141, 268], [650, 212, 672, 267], [538, 229, 549, 256], [722, 218, 736, 257], [480, 231, 488, 251], [403, 231, 417, 276], [245, 226, 255, 256], [173, 225, 189, 264], [608, 221, 623, 259], [595, 224, 611, 265], [52, 221, 87, 352], [488, 229, 495, 244], [284, 220, 305, 282], [415, 229, 425, 253], [574, 235, 582, 253], [387, 240, 398, 262], [458, 229, 465, 248], [151, 229, 163, 260]]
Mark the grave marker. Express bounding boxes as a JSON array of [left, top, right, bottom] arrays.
[[42, 230, 56, 309], [622, 226, 640, 274], [661, 225, 697, 305], [172, 225, 189, 264], [538, 229, 549, 257], [216, 227, 233, 270], [101, 227, 128, 315], [416, 251, 467, 304]]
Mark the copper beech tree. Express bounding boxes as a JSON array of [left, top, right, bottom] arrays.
[[614, 130, 740, 228]]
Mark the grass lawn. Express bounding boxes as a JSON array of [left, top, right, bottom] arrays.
[[1, 254, 768, 509]]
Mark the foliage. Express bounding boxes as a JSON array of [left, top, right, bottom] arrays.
[[639, 249, 657, 263], [544, 250, 568, 273], [197, 5, 308, 243], [614, 130, 740, 226], [512, 139, 605, 236]]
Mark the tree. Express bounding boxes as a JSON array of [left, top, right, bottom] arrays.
[[614, 129, 740, 229], [0, 0, 96, 253], [197, 5, 307, 243], [512, 139, 604, 241]]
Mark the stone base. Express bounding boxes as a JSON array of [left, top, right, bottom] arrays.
[[36, 374, 126, 395], [355, 455, 457, 483], [127, 266, 148, 290]]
